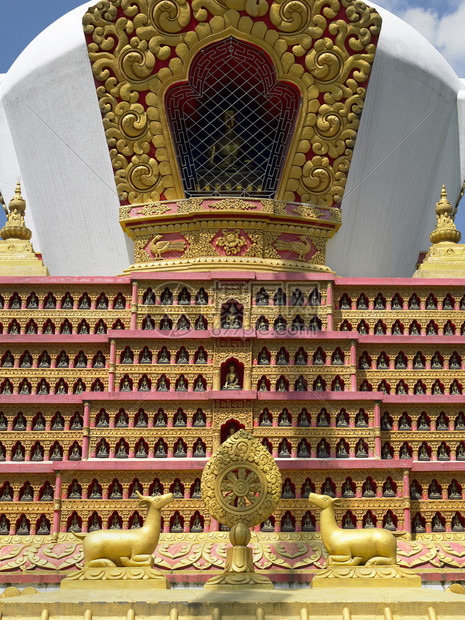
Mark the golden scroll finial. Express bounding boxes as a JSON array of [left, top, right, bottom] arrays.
[[429, 185, 461, 244]]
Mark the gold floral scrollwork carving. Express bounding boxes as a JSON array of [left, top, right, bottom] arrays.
[[84, 0, 381, 208], [140, 203, 171, 216], [215, 230, 247, 255]]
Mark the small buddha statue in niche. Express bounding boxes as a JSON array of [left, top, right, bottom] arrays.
[[159, 316, 171, 330], [261, 518, 274, 532], [418, 443, 430, 461], [432, 514, 445, 532], [282, 480, 295, 498], [130, 514, 142, 529], [302, 513, 315, 531], [171, 514, 183, 533], [342, 514, 355, 529], [12, 445, 24, 461], [208, 109, 243, 171], [37, 516, 51, 536], [191, 480, 202, 498], [157, 346, 170, 364], [89, 481, 102, 499], [110, 481, 123, 500], [135, 411, 148, 427], [0, 411, 8, 431], [450, 352, 461, 369], [377, 353, 388, 369], [93, 352, 105, 368], [399, 413, 411, 430], [196, 289, 208, 305], [176, 376, 187, 392], [193, 409, 205, 427], [355, 440, 368, 458], [355, 410, 367, 427], [417, 413, 430, 430], [336, 410, 348, 427], [431, 352, 442, 369], [109, 515, 121, 529], [450, 380, 461, 395], [381, 444, 392, 459], [51, 444, 62, 461], [45, 294, 55, 309], [0, 516, 9, 535], [317, 410, 329, 427], [121, 348, 133, 364], [75, 352, 87, 368], [278, 441, 290, 458], [89, 514, 101, 532], [363, 479, 375, 498], [97, 442, 109, 458], [413, 352, 424, 369], [31, 445, 43, 461], [342, 480, 355, 498], [362, 515, 377, 533], [193, 439, 206, 457], [176, 347, 189, 364], [116, 442, 128, 458], [449, 480, 461, 499], [322, 479, 335, 497], [154, 440, 167, 459], [14, 413, 27, 431], [138, 376, 150, 392], [222, 304, 241, 329], [222, 363, 241, 390], [317, 441, 329, 458], [426, 322, 436, 335], [2, 352, 14, 367], [151, 481, 162, 496], [428, 480, 441, 499], [313, 377, 325, 391], [16, 516, 30, 535], [20, 483, 34, 502], [258, 377, 268, 391], [69, 481, 81, 499], [174, 440, 186, 458], [256, 288, 268, 306], [34, 413, 45, 431], [302, 479, 313, 498], [174, 410, 186, 427], [456, 412, 465, 429], [194, 377, 205, 391], [297, 440, 310, 458], [452, 514, 464, 531], [298, 410, 310, 427], [282, 513, 294, 532], [177, 315, 190, 330], [399, 443, 411, 459], [384, 514, 396, 531], [332, 350, 344, 365], [258, 349, 269, 365], [260, 410, 272, 426], [295, 349, 307, 365], [20, 352, 32, 368], [135, 443, 147, 458], [130, 482, 143, 498], [0, 483, 13, 501], [457, 443, 465, 461], [276, 348, 288, 365], [409, 481, 421, 500], [437, 443, 449, 461], [172, 480, 184, 498], [381, 412, 392, 430], [337, 442, 349, 458], [157, 376, 169, 391], [276, 377, 288, 392], [295, 376, 307, 392], [383, 479, 396, 497], [56, 379, 67, 395], [39, 352, 52, 368], [195, 348, 207, 364], [313, 349, 325, 365], [256, 316, 268, 332], [279, 410, 291, 427], [191, 514, 203, 533]]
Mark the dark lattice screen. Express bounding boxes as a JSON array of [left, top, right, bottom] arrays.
[[165, 38, 301, 198]]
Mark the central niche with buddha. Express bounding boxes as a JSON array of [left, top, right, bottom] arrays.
[[165, 38, 300, 198]]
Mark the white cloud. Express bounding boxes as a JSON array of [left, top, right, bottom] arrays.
[[377, 0, 465, 77]]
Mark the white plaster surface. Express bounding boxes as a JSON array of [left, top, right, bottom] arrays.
[[0, 2, 464, 276]]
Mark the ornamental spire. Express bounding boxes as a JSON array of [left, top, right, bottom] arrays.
[[429, 185, 461, 245], [0, 182, 32, 242]]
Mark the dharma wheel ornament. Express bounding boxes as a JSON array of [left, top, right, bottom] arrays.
[[201, 429, 281, 589]]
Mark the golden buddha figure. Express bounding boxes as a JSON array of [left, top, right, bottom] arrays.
[[208, 109, 242, 171]]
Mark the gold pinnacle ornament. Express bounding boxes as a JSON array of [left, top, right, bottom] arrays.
[[201, 429, 281, 588]]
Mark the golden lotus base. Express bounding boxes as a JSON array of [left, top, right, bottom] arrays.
[[60, 566, 171, 590], [3, 584, 465, 620], [312, 565, 422, 588], [204, 571, 274, 589]]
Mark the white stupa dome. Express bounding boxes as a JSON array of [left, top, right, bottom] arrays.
[[0, 2, 464, 276]]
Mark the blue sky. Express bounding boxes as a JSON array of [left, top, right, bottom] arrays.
[[1, 0, 465, 233]]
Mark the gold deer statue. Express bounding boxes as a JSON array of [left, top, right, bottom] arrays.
[[308, 492, 396, 566], [75, 492, 172, 567]]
